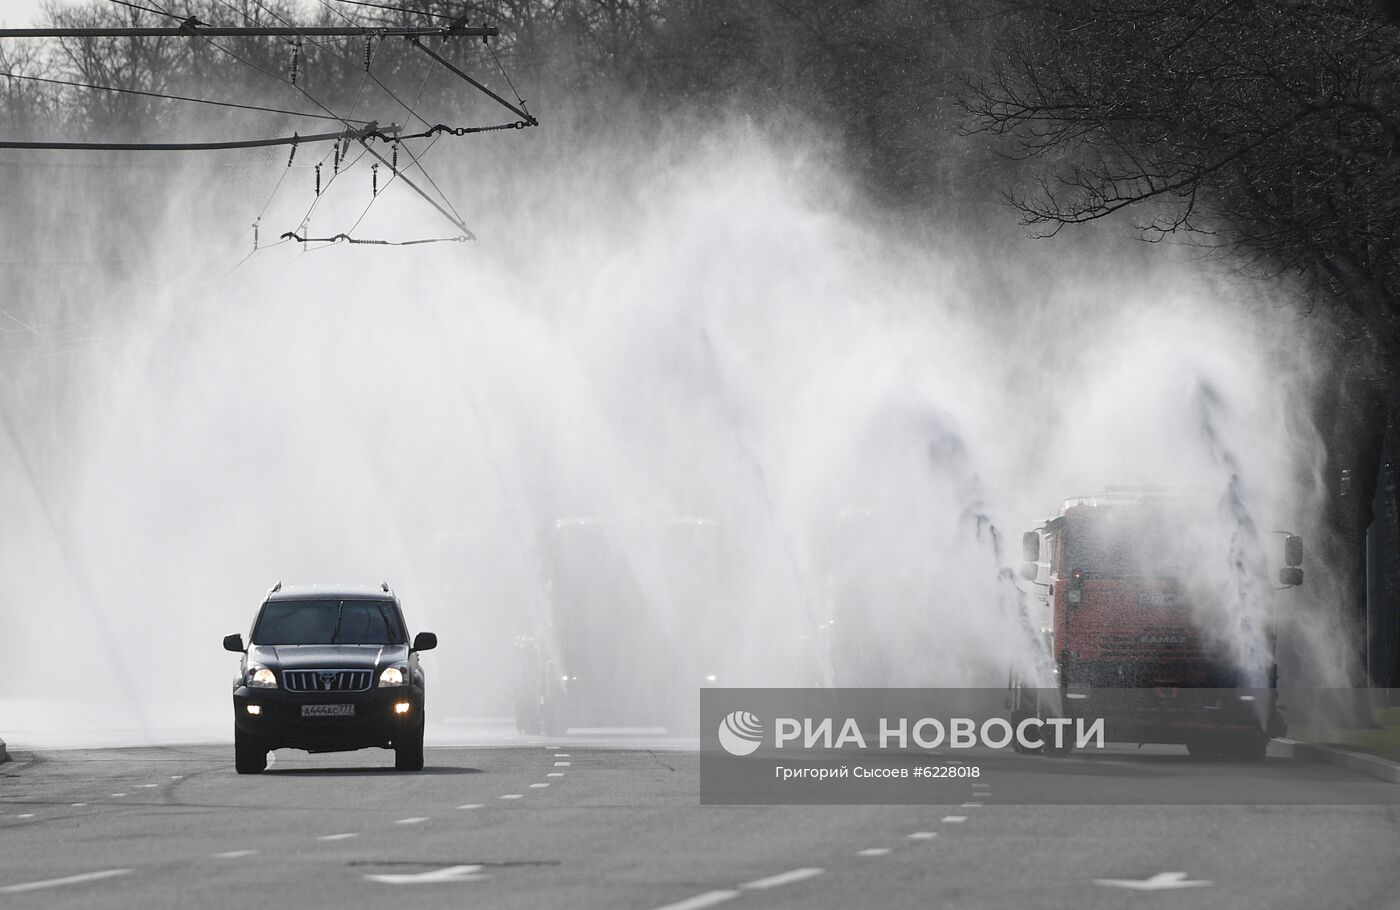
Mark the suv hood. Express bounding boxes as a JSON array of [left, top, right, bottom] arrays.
[[248, 644, 409, 670]]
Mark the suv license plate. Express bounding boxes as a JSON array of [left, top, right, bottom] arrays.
[[301, 704, 354, 717]]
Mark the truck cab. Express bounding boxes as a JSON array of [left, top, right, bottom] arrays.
[[1012, 489, 1304, 760]]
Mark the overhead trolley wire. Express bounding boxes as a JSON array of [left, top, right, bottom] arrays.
[[236, 0, 438, 132], [0, 24, 498, 37], [0, 69, 368, 123], [279, 230, 466, 245], [408, 36, 534, 125], [332, 0, 456, 22], [209, 0, 472, 237], [105, 0, 189, 17], [0, 121, 394, 151], [3, 0, 531, 246]]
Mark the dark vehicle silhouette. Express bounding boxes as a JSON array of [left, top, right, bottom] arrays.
[[514, 517, 738, 735], [223, 582, 438, 773]]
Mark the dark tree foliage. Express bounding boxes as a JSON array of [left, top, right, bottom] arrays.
[[3, 0, 1399, 680], [964, 0, 1400, 682], [966, 0, 1400, 363]]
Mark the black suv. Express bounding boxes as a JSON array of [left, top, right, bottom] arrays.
[[223, 583, 438, 773]]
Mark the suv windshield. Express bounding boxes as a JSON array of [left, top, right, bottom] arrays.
[[251, 599, 406, 645]]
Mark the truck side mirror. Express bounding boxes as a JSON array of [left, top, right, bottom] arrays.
[[1018, 562, 1039, 582], [223, 633, 245, 652], [413, 631, 438, 652], [1284, 535, 1303, 567], [1279, 567, 1304, 587], [1022, 531, 1040, 563]]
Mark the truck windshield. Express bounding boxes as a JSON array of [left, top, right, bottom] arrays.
[[252, 599, 406, 645], [1064, 509, 1199, 578]]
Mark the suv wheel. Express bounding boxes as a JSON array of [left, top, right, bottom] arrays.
[[395, 720, 425, 771], [235, 730, 267, 774]]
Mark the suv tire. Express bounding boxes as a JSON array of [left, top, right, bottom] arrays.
[[235, 730, 268, 774], [395, 720, 425, 771]]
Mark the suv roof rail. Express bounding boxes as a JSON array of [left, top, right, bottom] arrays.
[[381, 580, 391, 593]]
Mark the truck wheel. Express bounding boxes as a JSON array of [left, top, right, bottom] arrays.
[[395, 720, 425, 771], [1186, 735, 1222, 760], [515, 696, 542, 735], [234, 730, 267, 774], [541, 699, 565, 737], [1010, 713, 1038, 754], [1221, 734, 1268, 762]]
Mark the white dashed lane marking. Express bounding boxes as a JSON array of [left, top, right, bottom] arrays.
[[499, 794, 523, 800], [16, 814, 35, 819], [962, 802, 983, 807], [365, 864, 489, 885], [529, 783, 550, 788], [547, 772, 565, 777], [317, 833, 358, 841], [554, 761, 571, 767], [0, 869, 133, 894], [907, 832, 938, 840], [457, 804, 484, 809], [554, 753, 570, 758], [740, 868, 824, 890], [395, 817, 429, 825], [651, 890, 741, 910], [110, 793, 126, 798], [856, 848, 891, 857], [70, 804, 86, 808], [212, 850, 259, 859], [943, 815, 968, 823], [651, 866, 827, 909]]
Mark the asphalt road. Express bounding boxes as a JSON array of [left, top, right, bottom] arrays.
[[3, 733, 1400, 910]]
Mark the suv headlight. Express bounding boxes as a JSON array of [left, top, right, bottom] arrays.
[[379, 666, 407, 687], [246, 666, 278, 688]]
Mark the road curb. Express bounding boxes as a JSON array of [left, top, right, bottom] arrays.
[[1274, 738, 1400, 783]]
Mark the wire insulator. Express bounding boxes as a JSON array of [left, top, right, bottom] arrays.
[[289, 40, 301, 86], [287, 139, 297, 167], [314, 162, 321, 196], [391, 141, 398, 176], [371, 162, 379, 197], [364, 36, 374, 72], [253, 218, 260, 250], [333, 142, 340, 174]]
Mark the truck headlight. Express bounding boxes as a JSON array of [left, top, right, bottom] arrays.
[[246, 667, 278, 688], [379, 666, 406, 687]]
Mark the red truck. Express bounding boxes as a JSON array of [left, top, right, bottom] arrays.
[[1010, 488, 1304, 760]]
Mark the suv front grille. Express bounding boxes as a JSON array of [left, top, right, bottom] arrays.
[[283, 669, 373, 692]]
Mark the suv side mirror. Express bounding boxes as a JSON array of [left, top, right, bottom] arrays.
[[1284, 534, 1303, 567], [223, 633, 245, 652], [1279, 566, 1304, 587], [1022, 531, 1040, 563], [412, 631, 438, 652]]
